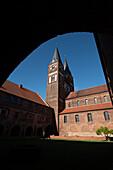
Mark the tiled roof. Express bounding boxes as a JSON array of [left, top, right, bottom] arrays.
[[0, 80, 48, 107], [66, 84, 108, 99], [59, 102, 113, 114]]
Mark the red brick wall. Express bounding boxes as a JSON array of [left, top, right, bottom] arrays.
[[59, 108, 113, 137], [0, 91, 53, 137], [66, 91, 111, 108], [50, 135, 106, 141]]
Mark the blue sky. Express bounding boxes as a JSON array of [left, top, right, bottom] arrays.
[[8, 32, 106, 100]]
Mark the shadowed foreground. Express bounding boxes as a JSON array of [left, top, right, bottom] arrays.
[[0, 138, 113, 170]]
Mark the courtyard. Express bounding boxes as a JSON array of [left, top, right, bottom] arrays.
[[0, 138, 113, 170]]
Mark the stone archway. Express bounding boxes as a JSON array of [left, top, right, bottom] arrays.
[[36, 127, 43, 137], [25, 126, 33, 137], [0, 124, 4, 137], [2, 3, 113, 100], [10, 125, 21, 137], [45, 125, 52, 138]]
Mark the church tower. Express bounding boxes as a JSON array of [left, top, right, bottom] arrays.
[[46, 46, 74, 133]]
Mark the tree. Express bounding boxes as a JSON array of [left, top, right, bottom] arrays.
[[96, 126, 113, 141]]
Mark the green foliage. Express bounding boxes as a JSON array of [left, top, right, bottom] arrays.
[[96, 129, 102, 135], [103, 127, 109, 136], [100, 126, 104, 132], [96, 126, 112, 136], [109, 129, 113, 135]]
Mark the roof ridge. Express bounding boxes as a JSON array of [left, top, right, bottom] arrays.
[[1, 80, 48, 107], [36, 93, 49, 107], [66, 84, 108, 99], [7, 80, 38, 95], [74, 84, 107, 93]]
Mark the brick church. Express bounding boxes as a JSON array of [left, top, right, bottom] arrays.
[[46, 46, 113, 137], [0, 46, 113, 138]]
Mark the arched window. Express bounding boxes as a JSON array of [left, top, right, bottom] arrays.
[[64, 115, 67, 123], [51, 75, 55, 82], [55, 75, 57, 81], [85, 99, 88, 105], [104, 111, 110, 121], [75, 115, 79, 123], [68, 102, 71, 107], [87, 113, 93, 122], [94, 97, 97, 104], [104, 96, 107, 102], [77, 100, 80, 106]]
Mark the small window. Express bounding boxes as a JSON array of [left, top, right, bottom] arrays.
[[12, 98, 17, 104], [85, 99, 88, 105], [19, 99, 23, 105], [104, 111, 110, 121], [64, 115, 67, 123], [27, 113, 34, 119], [5, 96, 10, 102], [88, 113, 93, 122], [77, 100, 80, 106], [75, 115, 79, 123], [104, 96, 107, 102], [94, 98, 97, 104], [68, 102, 71, 107]]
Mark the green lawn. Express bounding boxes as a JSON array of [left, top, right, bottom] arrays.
[[0, 138, 113, 170]]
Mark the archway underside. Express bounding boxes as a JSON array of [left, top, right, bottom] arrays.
[[2, 2, 113, 102]]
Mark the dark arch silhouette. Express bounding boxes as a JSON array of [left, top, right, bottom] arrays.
[[10, 125, 21, 137], [2, 2, 113, 103], [45, 125, 52, 138], [25, 126, 33, 137], [36, 127, 43, 137], [0, 124, 4, 137]]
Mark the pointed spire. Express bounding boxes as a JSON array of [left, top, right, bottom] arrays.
[[64, 58, 71, 75], [51, 46, 63, 65]]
